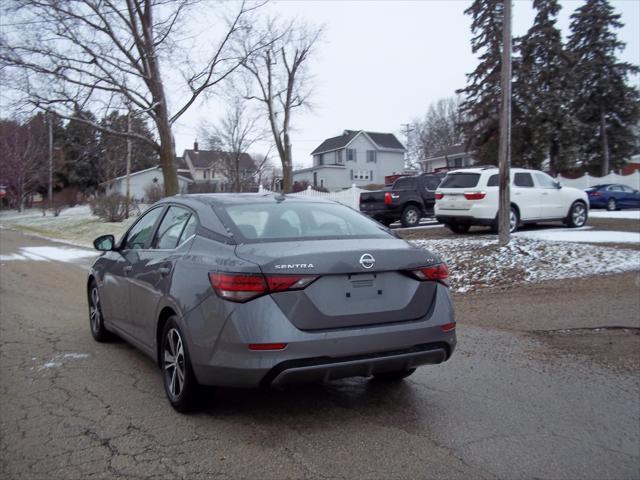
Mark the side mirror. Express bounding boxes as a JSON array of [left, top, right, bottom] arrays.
[[93, 234, 115, 251], [554, 181, 562, 189]]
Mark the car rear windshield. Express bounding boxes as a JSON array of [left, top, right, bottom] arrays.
[[222, 202, 391, 241], [439, 173, 481, 188]]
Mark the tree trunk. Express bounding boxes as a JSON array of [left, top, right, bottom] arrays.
[[600, 111, 610, 176], [549, 140, 559, 176], [157, 119, 178, 196], [282, 132, 293, 193]]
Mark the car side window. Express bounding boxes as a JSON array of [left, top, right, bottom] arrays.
[[534, 172, 556, 189], [423, 177, 441, 191], [608, 185, 622, 192], [153, 207, 192, 249], [178, 214, 198, 244], [124, 207, 164, 250], [620, 185, 636, 193], [514, 173, 534, 188], [487, 174, 499, 187]]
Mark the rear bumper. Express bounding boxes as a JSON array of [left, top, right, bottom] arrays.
[[436, 214, 495, 226], [181, 284, 456, 388]]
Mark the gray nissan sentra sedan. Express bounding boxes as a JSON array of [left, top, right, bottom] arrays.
[[88, 194, 456, 412]]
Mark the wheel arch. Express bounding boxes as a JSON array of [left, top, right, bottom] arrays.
[[156, 307, 177, 367], [567, 198, 587, 218]]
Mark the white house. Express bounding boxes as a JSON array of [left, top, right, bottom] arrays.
[[103, 165, 193, 202], [182, 142, 256, 191], [419, 144, 475, 172], [293, 130, 406, 190]]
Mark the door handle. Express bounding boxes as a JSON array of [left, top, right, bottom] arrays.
[[123, 266, 132, 275], [541, 192, 549, 196], [158, 267, 171, 276]]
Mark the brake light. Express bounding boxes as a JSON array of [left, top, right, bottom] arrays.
[[464, 191, 486, 200], [408, 263, 449, 286], [248, 343, 287, 351], [435, 192, 444, 200], [384, 192, 392, 205], [209, 272, 318, 303], [440, 322, 456, 333], [590, 191, 602, 197]]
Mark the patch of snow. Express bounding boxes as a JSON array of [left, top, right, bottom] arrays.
[[515, 229, 639, 243], [412, 237, 640, 294], [589, 210, 640, 220], [36, 352, 89, 370], [1, 246, 97, 263]]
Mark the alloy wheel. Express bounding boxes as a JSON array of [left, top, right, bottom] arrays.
[[509, 209, 518, 233], [572, 204, 587, 227], [607, 198, 616, 211], [163, 328, 185, 399], [89, 287, 101, 334]]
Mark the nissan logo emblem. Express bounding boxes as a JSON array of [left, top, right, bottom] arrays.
[[359, 253, 375, 269]]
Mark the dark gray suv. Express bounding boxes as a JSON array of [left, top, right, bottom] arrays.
[[88, 194, 456, 411]]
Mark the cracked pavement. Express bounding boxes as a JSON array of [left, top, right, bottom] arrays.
[[1, 229, 639, 479]]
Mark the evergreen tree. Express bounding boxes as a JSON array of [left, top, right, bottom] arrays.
[[513, 0, 576, 173], [567, 0, 639, 175], [62, 108, 101, 192], [457, 0, 504, 165], [98, 112, 158, 183]]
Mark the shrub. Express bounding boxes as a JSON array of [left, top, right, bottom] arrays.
[[144, 183, 165, 203], [90, 194, 136, 222]]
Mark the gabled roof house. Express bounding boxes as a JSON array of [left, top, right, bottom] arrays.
[[293, 130, 407, 190]]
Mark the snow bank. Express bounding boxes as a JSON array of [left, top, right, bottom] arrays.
[[412, 237, 640, 293], [589, 210, 640, 220], [515, 228, 639, 243]]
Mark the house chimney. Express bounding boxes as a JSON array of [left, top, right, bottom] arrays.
[[194, 140, 199, 152]]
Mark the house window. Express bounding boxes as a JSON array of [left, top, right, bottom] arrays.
[[320, 179, 324, 188], [203, 170, 209, 179], [370, 170, 373, 182], [336, 150, 343, 164], [347, 149, 356, 162], [350, 169, 354, 180], [454, 157, 463, 168], [316, 154, 324, 166], [366, 150, 377, 163]]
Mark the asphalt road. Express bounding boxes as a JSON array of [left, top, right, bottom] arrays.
[[1, 229, 639, 480]]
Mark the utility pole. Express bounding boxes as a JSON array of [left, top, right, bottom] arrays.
[[125, 109, 132, 219], [401, 123, 414, 170], [498, 0, 512, 246], [48, 113, 53, 212]]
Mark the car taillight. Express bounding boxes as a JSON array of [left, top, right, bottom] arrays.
[[384, 192, 392, 205], [464, 191, 486, 200], [408, 263, 449, 286], [590, 191, 602, 197], [209, 272, 318, 303], [440, 322, 456, 333], [435, 192, 444, 200]]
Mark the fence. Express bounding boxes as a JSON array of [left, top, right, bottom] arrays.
[[258, 184, 366, 210], [557, 171, 640, 190]]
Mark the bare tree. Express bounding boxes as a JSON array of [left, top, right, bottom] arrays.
[[241, 20, 322, 193], [199, 97, 263, 192], [408, 97, 464, 164], [0, 0, 267, 196], [0, 118, 47, 211]]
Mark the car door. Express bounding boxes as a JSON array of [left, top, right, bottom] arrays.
[[420, 176, 443, 214], [127, 206, 197, 347], [619, 185, 640, 208], [534, 172, 565, 219], [512, 172, 541, 220], [100, 206, 164, 332], [116, 206, 166, 341]]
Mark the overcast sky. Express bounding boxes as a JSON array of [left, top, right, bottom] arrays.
[[173, 0, 640, 169]]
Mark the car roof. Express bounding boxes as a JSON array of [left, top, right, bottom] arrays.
[[156, 192, 336, 208], [446, 167, 535, 175]]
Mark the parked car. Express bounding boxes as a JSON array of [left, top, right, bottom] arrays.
[[88, 194, 457, 412], [359, 173, 445, 227], [434, 167, 589, 233], [585, 184, 640, 211]]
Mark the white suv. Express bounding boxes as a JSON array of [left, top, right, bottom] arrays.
[[434, 167, 589, 233]]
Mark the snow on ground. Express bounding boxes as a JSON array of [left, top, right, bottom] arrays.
[[412, 237, 640, 293], [0, 205, 140, 247], [0, 246, 97, 263], [515, 228, 640, 243], [588, 210, 640, 220]]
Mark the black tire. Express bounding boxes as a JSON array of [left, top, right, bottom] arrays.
[[160, 316, 203, 413], [606, 198, 617, 211], [448, 223, 470, 234], [566, 201, 588, 228], [372, 368, 416, 382], [401, 205, 421, 228], [88, 280, 114, 342]]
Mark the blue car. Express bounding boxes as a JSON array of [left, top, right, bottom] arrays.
[[585, 184, 640, 211]]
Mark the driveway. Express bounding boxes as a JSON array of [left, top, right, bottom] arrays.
[[0, 229, 638, 479]]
